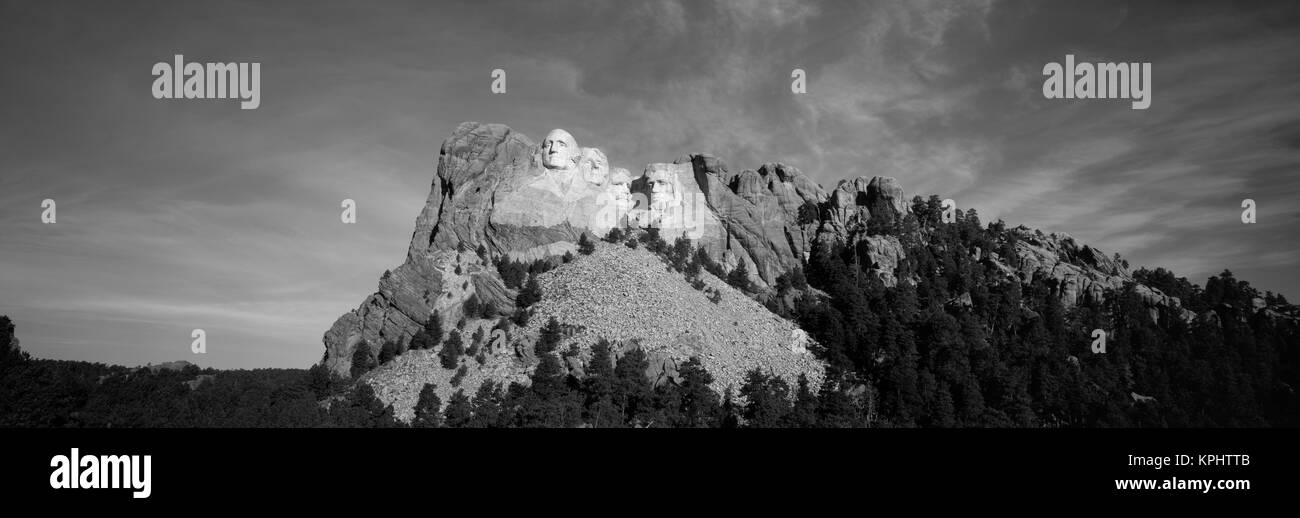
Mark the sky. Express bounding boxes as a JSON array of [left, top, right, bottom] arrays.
[[1, 0, 1297, 369]]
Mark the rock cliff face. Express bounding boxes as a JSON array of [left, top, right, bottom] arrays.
[[670, 156, 825, 288], [325, 123, 612, 376], [1002, 227, 1191, 323], [323, 121, 1194, 382]]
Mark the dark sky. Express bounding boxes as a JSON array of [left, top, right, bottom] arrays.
[[2, 0, 1298, 369]]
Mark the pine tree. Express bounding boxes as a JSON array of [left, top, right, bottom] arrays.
[[677, 357, 721, 428], [578, 232, 596, 255], [789, 267, 808, 290], [519, 351, 583, 427], [614, 347, 653, 425], [511, 307, 531, 327], [411, 312, 443, 350], [331, 383, 396, 428], [740, 369, 791, 427], [499, 260, 527, 289], [350, 341, 377, 379], [516, 274, 542, 309], [816, 374, 859, 428], [470, 381, 503, 428], [930, 378, 957, 427], [531, 350, 566, 399], [775, 272, 793, 295], [307, 362, 338, 399], [670, 236, 692, 271], [788, 374, 819, 427], [378, 341, 400, 365], [684, 250, 703, 280], [429, 311, 444, 345], [439, 331, 464, 369], [444, 389, 473, 428], [726, 258, 751, 292], [587, 339, 616, 381], [536, 317, 563, 355], [583, 339, 622, 427], [652, 380, 683, 428], [463, 294, 481, 321], [412, 383, 443, 428], [695, 247, 725, 278], [719, 386, 740, 428], [604, 227, 625, 243], [409, 329, 430, 352]]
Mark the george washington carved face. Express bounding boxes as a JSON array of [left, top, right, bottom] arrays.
[[541, 129, 578, 170]]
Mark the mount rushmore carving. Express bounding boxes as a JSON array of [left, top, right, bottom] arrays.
[[322, 122, 1177, 379], [322, 122, 836, 376]]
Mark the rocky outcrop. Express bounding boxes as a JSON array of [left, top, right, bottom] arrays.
[[810, 176, 913, 287], [1002, 227, 1192, 321], [825, 176, 908, 230], [643, 156, 827, 288], [323, 248, 503, 376]]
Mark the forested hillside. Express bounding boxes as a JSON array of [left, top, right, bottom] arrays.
[[784, 196, 1300, 427]]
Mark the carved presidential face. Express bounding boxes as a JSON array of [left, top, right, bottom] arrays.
[[580, 147, 610, 185], [642, 164, 681, 209], [650, 178, 674, 200], [542, 129, 578, 170]]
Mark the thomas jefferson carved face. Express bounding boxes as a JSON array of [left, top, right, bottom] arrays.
[[542, 129, 578, 170]]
